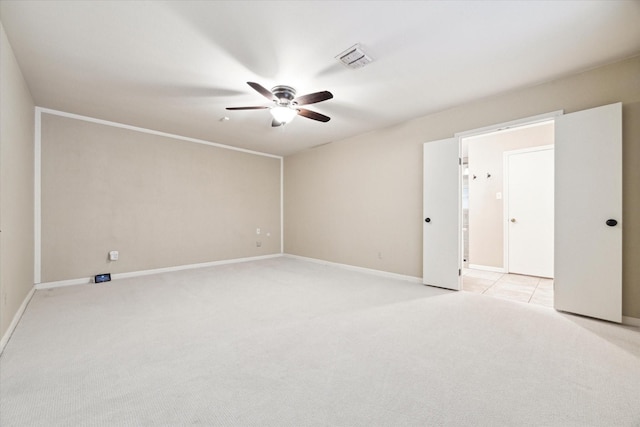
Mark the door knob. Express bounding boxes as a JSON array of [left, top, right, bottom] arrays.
[[606, 219, 618, 227], [510, 218, 516, 223], [425, 218, 431, 223]]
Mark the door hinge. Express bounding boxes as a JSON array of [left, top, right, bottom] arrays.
[[459, 158, 462, 165], [458, 269, 461, 276]]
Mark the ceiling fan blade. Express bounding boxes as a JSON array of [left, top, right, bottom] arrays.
[[294, 91, 333, 106], [297, 108, 331, 123], [247, 82, 277, 102], [225, 106, 269, 110]]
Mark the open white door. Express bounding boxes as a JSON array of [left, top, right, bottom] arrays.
[[555, 103, 622, 323], [423, 138, 461, 290]]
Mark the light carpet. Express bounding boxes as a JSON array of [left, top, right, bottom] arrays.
[[1, 257, 639, 426]]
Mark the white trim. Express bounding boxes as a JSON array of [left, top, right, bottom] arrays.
[[280, 157, 284, 254], [502, 144, 555, 157], [36, 107, 282, 159], [502, 145, 554, 274], [34, 108, 41, 284], [468, 264, 506, 273], [284, 254, 423, 283], [456, 110, 562, 139], [34, 107, 284, 283], [622, 316, 640, 328], [35, 277, 89, 290], [35, 254, 283, 290], [0, 287, 35, 355]]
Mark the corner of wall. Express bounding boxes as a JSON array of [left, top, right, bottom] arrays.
[[0, 21, 36, 339]]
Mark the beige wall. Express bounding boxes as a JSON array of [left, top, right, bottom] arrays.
[[467, 123, 554, 268], [41, 114, 281, 282], [284, 55, 640, 318], [0, 22, 35, 339], [622, 101, 640, 319]]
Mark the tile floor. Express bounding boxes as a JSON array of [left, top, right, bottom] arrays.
[[462, 268, 554, 308]]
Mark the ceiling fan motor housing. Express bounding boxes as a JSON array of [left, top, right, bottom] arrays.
[[272, 85, 296, 105]]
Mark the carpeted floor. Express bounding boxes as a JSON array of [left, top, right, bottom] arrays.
[[1, 257, 639, 426]]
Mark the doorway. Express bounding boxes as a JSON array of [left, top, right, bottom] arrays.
[[461, 121, 554, 307], [423, 103, 622, 322]]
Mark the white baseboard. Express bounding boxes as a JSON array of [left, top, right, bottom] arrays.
[[35, 254, 283, 290], [0, 286, 36, 356], [622, 316, 640, 328], [35, 277, 90, 289], [284, 254, 422, 284], [468, 264, 506, 273]]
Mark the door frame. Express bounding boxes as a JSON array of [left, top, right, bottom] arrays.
[[456, 111, 562, 272], [422, 111, 561, 289], [502, 144, 554, 276], [426, 105, 624, 323]]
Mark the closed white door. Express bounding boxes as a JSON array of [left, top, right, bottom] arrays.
[[505, 147, 554, 277], [423, 138, 461, 290], [555, 103, 622, 323]]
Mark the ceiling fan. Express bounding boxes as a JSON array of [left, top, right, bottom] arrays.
[[226, 82, 333, 127]]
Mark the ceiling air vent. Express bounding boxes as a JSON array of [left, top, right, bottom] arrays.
[[335, 44, 373, 69]]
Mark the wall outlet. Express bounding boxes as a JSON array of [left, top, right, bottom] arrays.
[[256, 241, 262, 247], [256, 228, 261, 235], [109, 250, 119, 261]]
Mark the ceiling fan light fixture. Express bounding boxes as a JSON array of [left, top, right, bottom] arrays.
[[270, 106, 297, 124], [226, 82, 331, 125]]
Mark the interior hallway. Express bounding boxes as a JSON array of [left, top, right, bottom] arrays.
[[462, 268, 553, 308]]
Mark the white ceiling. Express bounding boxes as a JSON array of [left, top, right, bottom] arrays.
[[1, 1, 639, 156]]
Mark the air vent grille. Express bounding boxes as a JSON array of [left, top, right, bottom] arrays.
[[335, 44, 373, 69]]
